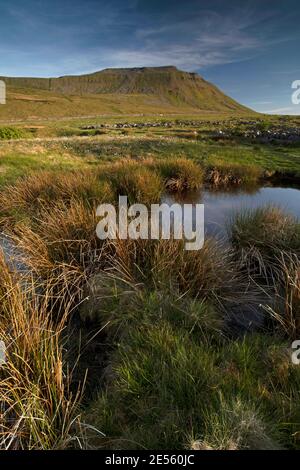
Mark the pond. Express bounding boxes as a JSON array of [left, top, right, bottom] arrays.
[[163, 184, 300, 332], [2, 184, 299, 334], [163, 185, 300, 240]]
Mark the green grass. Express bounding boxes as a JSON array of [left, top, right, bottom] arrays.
[[84, 288, 300, 450], [0, 148, 98, 186], [229, 206, 300, 338], [0, 116, 300, 450], [155, 158, 204, 191], [1, 136, 300, 189], [101, 160, 163, 205], [0, 113, 300, 188], [0, 254, 85, 450], [0, 127, 28, 140]]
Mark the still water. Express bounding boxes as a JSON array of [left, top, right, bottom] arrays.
[[163, 185, 300, 239]]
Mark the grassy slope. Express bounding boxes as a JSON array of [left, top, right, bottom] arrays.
[[0, 66, 251, 120], [0, 87, 204, 121]]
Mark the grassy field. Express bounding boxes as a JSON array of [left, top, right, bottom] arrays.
[[0, 114, 300, 450], [0, 114, 300, 187]]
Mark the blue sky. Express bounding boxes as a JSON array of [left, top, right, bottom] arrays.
[[0, 0, 300, 114]]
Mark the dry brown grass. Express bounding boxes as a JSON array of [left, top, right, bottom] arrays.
[[101, 237, 261, 318], [7, 199, 113, 314], [155, 158, 203, 192], [189, 397, 279, 450], [264, 254, 300, 338], [230, 206, 300, 338], [0, 169, 113, 225], [0, 252, 86, 449], [100, 158, 163, 205], [206, 160, 262, 187]]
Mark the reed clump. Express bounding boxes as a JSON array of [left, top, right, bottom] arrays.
[[0, 252, 86, 450], [7, 198, 114, 313], [155, 158, 203, 192], [230, 206, 300, 274], [98, 159, 162, 205], [206, 160, 262, 187], [79, 237, 261, 329], [230, 206, 300, 337], [0, 169, 113, 225]]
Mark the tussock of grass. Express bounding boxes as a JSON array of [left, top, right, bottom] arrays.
[[231, 206, 300, 254], [102, 160, 163, 205], [156, 158, 203, 192], [0, 170, 113, 225], [100, 237, 261, 320], [27, 199, 100, 264], [7, 199, 112, 312], [263, 254, 300, 339], [206, 160, 262, 187], [78, 234, 260, 368], [230, 206, 300, 278], [0, 252, 86, 449], [230, 206, 300, 337], [191, 396, 280, 450]]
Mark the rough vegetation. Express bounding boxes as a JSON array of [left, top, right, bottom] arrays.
[[0, 110, 300, 450], [0, 127, 28, 140]]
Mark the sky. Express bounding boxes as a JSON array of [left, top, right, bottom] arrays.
[[0, 0, 300, 114]]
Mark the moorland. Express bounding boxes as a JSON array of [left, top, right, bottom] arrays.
[[0, 67, 300, 450]]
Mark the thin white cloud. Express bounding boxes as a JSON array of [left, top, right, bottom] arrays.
[[252, 101, 273, 105], [264, 106, 300, 115], [134, 17, 259, 70], [0, 1, 296, 79]]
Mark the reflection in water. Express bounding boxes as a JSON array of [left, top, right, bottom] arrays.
[[163, 185, 300, 240]]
